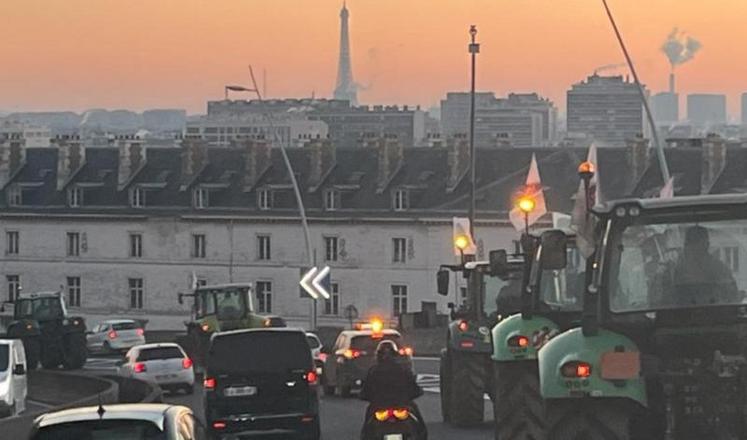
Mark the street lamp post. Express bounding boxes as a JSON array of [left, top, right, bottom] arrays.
[[468, 25, 480, 238]]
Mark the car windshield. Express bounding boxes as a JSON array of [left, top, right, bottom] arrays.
[[31, 419, 166, 440], [17, 298, 64, 321], [196, 287, 250, 319], [610, 219, 747, 312], [350, 334, 402, 352], [137, 347, 183, 361], [306, 335, 321, 349], [538, 246, 585, 311], [0, 346, 8, 371], [208, 331, 311, 374]]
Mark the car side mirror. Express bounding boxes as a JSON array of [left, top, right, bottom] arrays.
[[436, 270, 450, 296], [13, 364, 25, 376], [177, 293, 184, 305], [540, 230, 568, 270], [489, 249, 508, 276], [447, 302, 455, 310]]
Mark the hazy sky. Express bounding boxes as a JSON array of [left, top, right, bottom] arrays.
[[2, 0, 747, 116]]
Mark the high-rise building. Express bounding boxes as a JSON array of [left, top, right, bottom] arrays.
[[440, 92, 556, 148], [687, 94, 727, 126], [333, 2, 357, 105], [566, 74, 644, 147], [651, 92, 679, 124]]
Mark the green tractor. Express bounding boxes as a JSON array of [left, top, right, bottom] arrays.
[[436, 249, 526, 426], [538, 194, 747, 439], [177, 283, 270, 368], [490, 230, 585, 440], [2, 292, 87, 370]]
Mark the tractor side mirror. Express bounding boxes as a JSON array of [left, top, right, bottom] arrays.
[[489, 249, 508, 276], [177, 293, 184, 305], [13, 364, 25, 376], [540, 230, 568, 270], [436, 270, 450, 296]]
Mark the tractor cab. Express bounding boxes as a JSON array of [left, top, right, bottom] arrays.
[[12, 293, 67, 322]]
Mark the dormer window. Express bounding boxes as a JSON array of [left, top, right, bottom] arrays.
[[7, 185, 22, 207], [68, 187, 83, 208], [324, 189, 341, 211], [193, 188, 209, 209], [392, 189, 409, 211], [258, 189, 272, 210], [130, 187, 146, 208]]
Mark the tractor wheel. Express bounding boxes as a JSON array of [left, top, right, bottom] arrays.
[[439, 350, 451, 423], [62, 333, 88, 370], [546, 399, 632, 440], [22, 337, 40, 370], [448, 351, 486, 426], [493, 361, 545, 440]]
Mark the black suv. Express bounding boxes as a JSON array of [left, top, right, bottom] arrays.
[[204, 328, 320, 440]]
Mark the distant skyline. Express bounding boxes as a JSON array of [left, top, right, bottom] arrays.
[[2, 0, 747, 117]]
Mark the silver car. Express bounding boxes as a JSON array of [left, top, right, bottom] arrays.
[[86, 319, 146, 353], [28, 403, 203, 439]]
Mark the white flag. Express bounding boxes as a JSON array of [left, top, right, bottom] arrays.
[[571, 144, 601, 257], [509, 154, 548, 232], [452, 217, 477, 256]]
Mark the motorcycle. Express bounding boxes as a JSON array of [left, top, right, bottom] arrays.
[[361, 405, 425, 440]]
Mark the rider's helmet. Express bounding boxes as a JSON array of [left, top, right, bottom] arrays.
[[375, 340, 398, 363]]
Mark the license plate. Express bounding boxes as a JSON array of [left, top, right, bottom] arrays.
[[384, 435, 403, 440], [224, 386, 257, 397], [156, 374, 175, 380]]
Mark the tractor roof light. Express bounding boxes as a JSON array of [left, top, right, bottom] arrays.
[[454, 235, 470, 251], [578, 161, 595, 180], [517, 195, 536, 214]]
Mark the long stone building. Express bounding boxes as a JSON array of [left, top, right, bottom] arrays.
[[0, 134, 740, 329]]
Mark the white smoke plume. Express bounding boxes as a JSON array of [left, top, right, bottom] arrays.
[[661, 28, 702, 68]]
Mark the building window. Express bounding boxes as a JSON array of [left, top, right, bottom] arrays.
[[192, 234, 206, 258], [7, 186, 22, 206], [68, 187, 83, 207], [324, 189, 341, 211], [6, 231, 19, 255], [257, 235, 271, 261], [6, 275, 20, 302], [130, 187, 146, 208], [324, 236, 338, 262], [722, 247, 740, 272], [392, 189, 409, 211], [393, 238, 407, 263], [129, 233, 143, 258], [67, 276, 81, 307], [257, 189, 272, 210], [193, 188, 209, 209], [67, 232, 80, 257], [256, 281, 272, 313], [129, 278, 144, 309], [324, 282, 340, 316], [392, 285, 408, 316], [196, 278, 208, 287]]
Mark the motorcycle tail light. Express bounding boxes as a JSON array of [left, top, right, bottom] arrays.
[[374, 409, 390, 422], [306, 371, 318, 385], [212, 421, 226, 430], [392, 408, 409, 420]]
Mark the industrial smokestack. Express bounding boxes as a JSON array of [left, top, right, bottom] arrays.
[[669, 72, 675, 94]]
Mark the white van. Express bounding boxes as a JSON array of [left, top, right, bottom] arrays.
[[0, 339, 27, 417]]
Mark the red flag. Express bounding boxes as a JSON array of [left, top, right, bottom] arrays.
[[509, 154, 548, 232]]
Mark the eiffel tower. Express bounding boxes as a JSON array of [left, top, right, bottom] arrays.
[[333, 2, 358, 105]]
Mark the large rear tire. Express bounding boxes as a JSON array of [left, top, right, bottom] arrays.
[[493, 361, 545, 440], [439, 350, 451, 423], [448, 350, 486, 426], [546, 399, 631, 440], [62, 332, 87, 370]]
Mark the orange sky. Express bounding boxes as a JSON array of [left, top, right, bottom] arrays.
[[2, 0, 747, 117]]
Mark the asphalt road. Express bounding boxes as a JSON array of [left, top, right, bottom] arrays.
[[158, 357, 493, 440]]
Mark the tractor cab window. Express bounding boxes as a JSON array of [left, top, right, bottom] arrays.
[[195, 287, 251, 320], [16, 298, 64, 321], [610, 220, 747, 312], [538, 247, 585, 311], [486, 275, 519, 317]]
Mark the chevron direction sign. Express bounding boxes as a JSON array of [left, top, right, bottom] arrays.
[[300, 266, 331, 300]]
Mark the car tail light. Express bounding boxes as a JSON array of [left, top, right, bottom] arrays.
[[212, 421, 226, 430], [203, 377, 216, 390], [182, 358, 193, 369], [561, 361, 592, 378], [374, 409, 390, 422], [343, 349, 362, 360], [306, 371, 318, 385], [392, 408, 409, 420], [108, 330, 118, 340], [458, 320, 469, 332], [136, 328, 144, 337], [508, 335, 529, 348], [398, 347, 414, 356], [133, 362, 147, 373]]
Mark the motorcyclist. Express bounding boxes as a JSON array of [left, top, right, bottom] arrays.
[[360, 340, 427, 440]]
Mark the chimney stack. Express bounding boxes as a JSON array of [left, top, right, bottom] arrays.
[[446, 134, 470, 192], [0, 139, 25, 190], [57, 137, 85, 190], [181, 139, 208, 181], [308, 139, 336, 191], [669, 72, 675, 94], [117, 137, 145, 189], [701, 133, 727, 194], [242, 139, 272, 189], [376, 134, 404, 192]]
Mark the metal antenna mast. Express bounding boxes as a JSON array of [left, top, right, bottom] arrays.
[[601, 0, 671, 183], [468, 25, 480, 237]]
